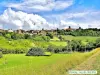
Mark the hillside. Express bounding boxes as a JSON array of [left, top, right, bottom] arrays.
[[66, 48, 100, 75]]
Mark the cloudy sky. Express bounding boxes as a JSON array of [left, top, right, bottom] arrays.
[[0, 0, 100, 30]]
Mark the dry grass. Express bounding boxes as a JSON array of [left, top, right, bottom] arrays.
[[66, 48, 100, 75]]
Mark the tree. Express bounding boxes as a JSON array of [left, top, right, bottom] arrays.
[[58, 36, 63, 41], [95, 38, 100, 47], [5, 34, 11, 39], [26, 47, 45, 56], [86, 42, 95, 51], [24, 34, 31, 39], [46, 32, 53, 39], [47, 45, 54, 52], [42, 36, 50, 41], [11, 33, 25, 39], [0, 51, 2, 58]]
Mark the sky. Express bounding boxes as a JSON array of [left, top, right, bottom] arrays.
[[0, 0, 100, 30]]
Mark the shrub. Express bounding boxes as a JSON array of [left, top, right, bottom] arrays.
[[46, 32, 53, 39], [26, 47, 45, 56], [47, 45, 54, 52], [0, 51, 3, 58], [47, 45, 62, 53], [33, 36, 44, 41]]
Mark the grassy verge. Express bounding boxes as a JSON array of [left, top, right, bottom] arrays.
[[66, 48, 100, 75]]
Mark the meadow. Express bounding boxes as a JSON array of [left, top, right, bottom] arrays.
[[61, 35, 100, 42], [0, 35, 100, 75], [0, 51, 95, 75]]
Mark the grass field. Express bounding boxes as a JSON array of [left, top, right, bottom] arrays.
[[93, 50, 100, 75], [62, 35, 99, 42], [0, 35, 99, 50], [50, 36, 60, 41], [0, 49, 98, 75], [0, 35, 100, 75], [33, 41, 67, 48], [65, 48, 100, 75], [0, 36, 33, 50]]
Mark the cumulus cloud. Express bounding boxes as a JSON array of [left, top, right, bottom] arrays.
[[3, 0, 73, 12], [44, 10, 100, 29], [0, 8, 52, 30], [0, 8, 100, 30], [0, 8, 81, 30], [60, 20, 79, 29]]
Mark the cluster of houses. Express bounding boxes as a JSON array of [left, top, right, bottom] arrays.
[[0, 26, 81, 35], [0, 29, 57, 35]]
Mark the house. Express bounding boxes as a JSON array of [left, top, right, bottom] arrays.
[[27, 30, 39, 35], [64, 26, 76, 31], [0, 29, 4, 32], [39, 30, 46, 36], [15, 29, 25, 34], [8, 29, 13, 32]]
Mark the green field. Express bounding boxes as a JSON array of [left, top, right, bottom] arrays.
[[93, 51, 100, 75], [0, 35, 99, 50], [0, 49, 98, 75], [62, 35, 99, 42], [66, 48, 100, 75], [0, 35, 100, 75]]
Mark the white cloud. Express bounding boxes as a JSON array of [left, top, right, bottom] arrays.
[[0, 8, 51, 30], [44, 10, 100, 29], [4, 0, 73, 12], [0, 8, 100, 30], [58, 20, 80, 29]]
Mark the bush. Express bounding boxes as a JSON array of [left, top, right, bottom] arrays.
[[0, 51, 3, 58], [47, 45, 54, 52], [47, 45, 62, 53], [26, 47, 45, 56], [46, 32, 53, 39]]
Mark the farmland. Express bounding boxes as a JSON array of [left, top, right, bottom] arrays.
[[0, 32, 100, 75]]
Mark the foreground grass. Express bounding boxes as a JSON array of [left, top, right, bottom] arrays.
[[66, 48, 100, 75], [93, 49, 100, 75], [0, 50, 97, 75]]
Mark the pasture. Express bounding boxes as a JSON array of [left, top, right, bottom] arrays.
[[0, 51, 94, 75], [0, 35, 100, 75]]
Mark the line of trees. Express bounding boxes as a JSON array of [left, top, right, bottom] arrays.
[[0, 51, 2, 58], [0, 32, 51, 41], [47, 38, 100, 53], [57, 29, 100, 36]]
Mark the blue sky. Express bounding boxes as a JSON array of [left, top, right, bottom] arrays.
[[0, 0, 100, 30]]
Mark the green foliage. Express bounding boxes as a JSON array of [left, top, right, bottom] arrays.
[[47, 45, 63, 53], [50, 36, 60, 41], [46, 32, 53, 39], [95, 38, 100, 47], [57, 29, 100, 36], [0, 51, 2, 58], [11, 33, 25, 39], [5, 34, 11, 39], [24, 34, 31, 39], [47, 45, 54, 52], [42, 36, 50, 42], [0, 37, 33, 54], [26, 47, 45, 56], [58, 35, 63, 41], [33, 36, 50, 41]]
